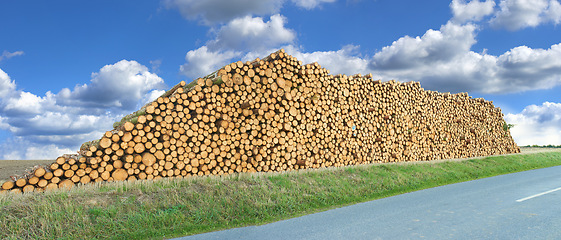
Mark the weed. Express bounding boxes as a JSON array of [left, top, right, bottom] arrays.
[[503, 122, 515, 131]]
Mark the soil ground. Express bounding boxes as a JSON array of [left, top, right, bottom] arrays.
[[0, 148, 559, 181], [0, 160, 54, 181]]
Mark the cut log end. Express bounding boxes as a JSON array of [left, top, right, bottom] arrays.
[[142, 152, 157, 166], [112, 169, 128, 181], [1, 181, 15, 190]]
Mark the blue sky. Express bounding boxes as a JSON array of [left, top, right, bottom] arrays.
[[1, 0, 560, 159]]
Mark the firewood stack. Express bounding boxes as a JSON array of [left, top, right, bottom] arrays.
[[1, 49, 520, 193]]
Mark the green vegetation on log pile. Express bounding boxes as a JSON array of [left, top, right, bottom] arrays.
[[2, 150, 561, 239]]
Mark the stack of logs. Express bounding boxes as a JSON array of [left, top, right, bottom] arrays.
[[1, 49, 520, 193]]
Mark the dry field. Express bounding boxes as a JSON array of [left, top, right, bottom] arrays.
[[0, 160, 53, 181], [1, 147, 558, 182]]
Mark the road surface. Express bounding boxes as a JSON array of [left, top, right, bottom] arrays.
[[177, 165, 561, 239]]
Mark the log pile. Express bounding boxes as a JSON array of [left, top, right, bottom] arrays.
[[1, 49, 520, 193]]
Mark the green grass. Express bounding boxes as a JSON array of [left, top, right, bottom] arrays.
[[1, 150, 561, 239]]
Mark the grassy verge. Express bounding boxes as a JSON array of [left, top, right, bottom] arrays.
[[1, 150, 561, 239]]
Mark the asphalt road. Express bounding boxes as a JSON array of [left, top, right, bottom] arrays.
[[176, 165, 561, 240]]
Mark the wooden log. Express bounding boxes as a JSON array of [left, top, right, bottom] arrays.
[[99, 137, 112, 149], [142, 152, 157, 166], [34, 167, 46, 178], [28, 176, 40, 185], [56, 156, 66, 165], [64, 170, 75, 178], [123, 121, 135, 132], [15, 178, 27, 188], [112, 169, 128, 181], [45, 183, 58, 191], [38, 179, 49, 188], [71, 175, 81, 183], [1, 181, 14, 190], [58, 179, 74, 189], [2, 50, 519, 190], [134, 142, 146, 153], [80, 175, 91, 184], [23, 185, 35, 193], [51, 177, 61, 184]]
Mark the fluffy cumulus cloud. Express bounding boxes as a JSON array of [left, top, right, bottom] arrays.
[[56, 60, 164, 111], [0, 69, 17, 98], [180, 45, 369, 83], [180, 46, 240, 79], [505, 102, 561, 145], [180, 14, 295, 79], [178, 15, 561, 95], [162, 0, 283, 25], [209, 14, 296, 52], [371, 22, 477, 71], [173, 0, 561, 95], [360, 20, 561, 94], [0, 116, 10, 130], [3, 91, 46, 115], [495, 44, 561, 92], [5, 111, 110, 139], [0, 61, 164, 159], [0, 137, 77, 160], [490, 0, 561, 30], [163, 0, 337, 25], [547, 0, 561, 23], [366, 22, 491, 92], [450, 0, 496, 23], [169, 0, 341, 80], [284, 45, 370, 75], [235, 44, 370, 78]]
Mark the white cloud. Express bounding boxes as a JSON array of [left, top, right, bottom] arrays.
[[24, 144, 75, 160], [209, 14, 296, 52], [3, 91, 45, 115], [56, 60, 164, 111], [361, 20, 561, 94], [0, 50, 24, 62], [7, 112, 111, 138], [0, 116, 10, 130], [490, 0, 561, 30], [370, 22, 477, 71], [505, 102, 561, 145], [0, 61, 164, 159], [163, 0, 336, 25], [546, 0, 561, 24], [179, 18, 561, 96], [178, 14, 296, 79], [291, 0, 336, 9], [371, 49, 500, 93], [173, 0, 561, 97], [283, 45, 370, 75], [450, 0, 496, 23], [180, 46, 240, 79], [494, 44, 561, 92], [141, 89, 166, 106], [162, 0, 283, 25], [0, 68, 17, 98], [0, 137, 76, 160], [0, 91, 114, 147]]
